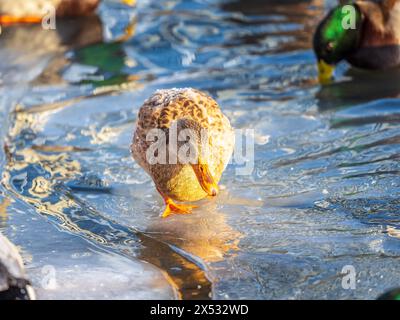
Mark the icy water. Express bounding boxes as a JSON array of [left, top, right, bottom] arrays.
[[1, 0, 400, 300]]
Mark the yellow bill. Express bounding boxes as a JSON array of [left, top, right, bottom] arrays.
[[191, 162, 218, 197], [317, 60, 335, 84], [121, 0, 136, 6]]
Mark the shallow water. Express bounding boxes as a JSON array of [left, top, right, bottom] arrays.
[[1, 0, 400, 300]]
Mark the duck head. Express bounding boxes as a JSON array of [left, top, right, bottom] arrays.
[[172, 118, 219, 197], [313, 4, 363, 84]]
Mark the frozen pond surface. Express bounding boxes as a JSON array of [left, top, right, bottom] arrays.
[[1, 0, 400, 299]]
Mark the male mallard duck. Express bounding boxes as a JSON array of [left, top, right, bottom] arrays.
[[313, 0, 400, 83], [0, 0, 134, 24], [131, 88, 234, 218]]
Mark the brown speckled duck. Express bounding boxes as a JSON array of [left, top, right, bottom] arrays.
[[131, 88, 234, 218], [0, 0, 134, 24]]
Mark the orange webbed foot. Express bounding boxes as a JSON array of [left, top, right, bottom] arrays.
[[161, 199, 197, 218], [0, 15, 43, 25]]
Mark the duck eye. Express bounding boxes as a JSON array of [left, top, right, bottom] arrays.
[[326, 42, 334, 51]]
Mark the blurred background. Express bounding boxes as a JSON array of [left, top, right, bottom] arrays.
[[1, 0, 400, 299]]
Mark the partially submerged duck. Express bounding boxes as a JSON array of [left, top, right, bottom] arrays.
[[313, 0, 400, 83], [131, 88, 234, 218], [0, 0, 134, 24], [0, 233, 35, 300]]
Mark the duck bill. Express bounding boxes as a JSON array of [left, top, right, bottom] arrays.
[[191, 163, 218, 197], [317, 60, 335, 84], [121, 0, 136, 6]]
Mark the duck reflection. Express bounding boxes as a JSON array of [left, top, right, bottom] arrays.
[[137, 195, 244, 299], [0, 197, 11, 227], [316, 67, 400, 112], [145, 199, 242, 263], [0, 15, 103, 69], [0, 3, 137, 88]]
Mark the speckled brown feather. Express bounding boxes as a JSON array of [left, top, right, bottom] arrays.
[[131, 88, 234, 202]]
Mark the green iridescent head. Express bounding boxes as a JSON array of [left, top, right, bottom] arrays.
[[313, 4, 363, 82]]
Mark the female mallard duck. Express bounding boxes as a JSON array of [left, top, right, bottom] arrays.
[[131, 88, 234, 218], [0, 0, 134, 24], [313, 0, 400, 83]]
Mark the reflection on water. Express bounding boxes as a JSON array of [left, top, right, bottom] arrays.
[[146, 201, 242, 263], [317, 68, 400, 111], [0, 197, 11, 226], [221, 0, 324, 53], [1, 0, 400, 299]]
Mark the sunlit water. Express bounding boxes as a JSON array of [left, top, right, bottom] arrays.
[[1, 0, 400, 299]]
